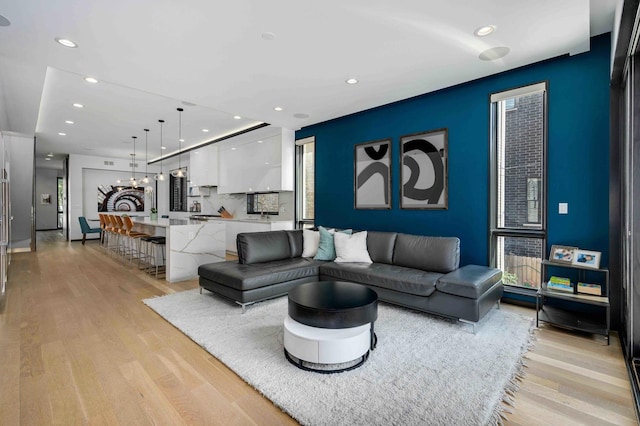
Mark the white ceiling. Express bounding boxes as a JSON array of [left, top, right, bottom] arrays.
[[0, 0, 619, 170]]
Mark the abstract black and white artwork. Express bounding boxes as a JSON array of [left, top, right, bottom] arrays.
[[400, 128, 448, 209], [354, 139, 391, 209]]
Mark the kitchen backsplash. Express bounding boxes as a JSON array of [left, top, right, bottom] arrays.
[[195, 188, 294, 220]]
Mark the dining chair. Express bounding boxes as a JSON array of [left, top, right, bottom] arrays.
[[78, 216, 101, 245]]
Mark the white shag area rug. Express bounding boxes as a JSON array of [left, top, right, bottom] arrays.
[[144, 289, 534, 426]]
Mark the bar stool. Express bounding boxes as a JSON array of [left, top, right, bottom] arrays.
[[150, 237, 166, 277], [139, 235, 166, 277], [98, 214, 108, 247], [105, 215, 121, 257], [121, 216, 150, 265]]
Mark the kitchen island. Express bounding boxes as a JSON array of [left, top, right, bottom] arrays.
[[133, 217, 226, 283]]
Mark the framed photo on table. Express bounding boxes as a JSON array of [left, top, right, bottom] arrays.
[[548, 245, 577, 265], [400, 128, 447, 209], [354, 138, 391, 209], [572, 249, 601, 269]]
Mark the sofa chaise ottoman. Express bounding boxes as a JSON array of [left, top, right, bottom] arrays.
[[198, 229, 503, 328]]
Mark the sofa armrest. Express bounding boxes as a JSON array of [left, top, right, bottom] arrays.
[[436, 265, 502, 299]]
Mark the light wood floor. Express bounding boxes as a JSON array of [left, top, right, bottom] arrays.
[[0, 231, 637, 425]]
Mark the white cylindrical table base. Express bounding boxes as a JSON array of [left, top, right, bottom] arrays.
[[283, 315, 371, 366]]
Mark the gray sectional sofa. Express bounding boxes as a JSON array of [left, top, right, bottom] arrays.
[[198, 229, 503, 328]]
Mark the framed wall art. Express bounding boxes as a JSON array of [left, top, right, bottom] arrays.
[[572, 249, 601, 269], [97, 185, 145, 212], [548, 245, 577, 264], [354, 138, 391, 209], [400, 128, 448, 209]]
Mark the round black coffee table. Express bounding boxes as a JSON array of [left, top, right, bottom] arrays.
[[284, 281, 378, 373]]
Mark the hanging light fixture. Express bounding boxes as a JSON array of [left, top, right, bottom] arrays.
[[171, 107, 186, 178], [155, 119, 165, 181], [130, 136, 138, 188], [141, 128, 150, 184]]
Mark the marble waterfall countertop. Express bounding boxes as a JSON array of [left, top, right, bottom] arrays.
[[133, 218, 226, 283]]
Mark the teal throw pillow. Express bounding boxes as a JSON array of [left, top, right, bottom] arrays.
[[314, 226, 352, 261]]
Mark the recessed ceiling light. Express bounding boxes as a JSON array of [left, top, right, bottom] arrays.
[[47, 153, 54, 157], [231, 147, 237, 151], [257, 140, 263, 144], [0, 15, 11, 27], [161, 146, 167, 150], [84, 77, 98, 84], [261, 32, 276, 41], [45, 158, 51, 161], [65, 120, 74, 124], [55, 37, 78, 48], [479, 46, 510, 61], [202, 129, 209, 132], [346, 78, 359, 85], [265, 162, 269, 165], [274, 107, 283, 111], [58, 132, 66, 136], [73, 103, 83, 108], [234, 115, 241, 120], [179, 138, 185, 142], [474, 25, 496, 37]]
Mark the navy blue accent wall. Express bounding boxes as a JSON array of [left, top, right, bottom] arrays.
[[296, 34, 610, 267]]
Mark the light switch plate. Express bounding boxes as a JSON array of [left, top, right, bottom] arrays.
[[559, 203, 568, 214]]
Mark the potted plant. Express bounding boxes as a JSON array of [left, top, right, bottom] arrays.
[[146, 186, 158, 220]]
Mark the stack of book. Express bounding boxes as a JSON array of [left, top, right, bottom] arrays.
[[547, 276, 573, 293]]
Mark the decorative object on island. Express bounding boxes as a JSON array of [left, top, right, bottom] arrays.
[[572, 249, 601, 269], [141, 128, 150, 184], [155, 119, 166, 181], [145, 185, 156, 218], [354, 138, 391, 209], [171, 107, 186, 178], [218, 206, 233, 218], [130, 136, 138, 188], [549, 244, 577, 264], [400, 128, 448, 209]]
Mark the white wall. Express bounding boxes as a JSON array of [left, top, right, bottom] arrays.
[[35, 168, 59, 230], [69, 154, 161, 241], [6, 134, 34, 248]]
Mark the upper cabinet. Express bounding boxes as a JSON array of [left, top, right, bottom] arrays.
[[189, 145, 219, 187], [217, 128, 294, 194]]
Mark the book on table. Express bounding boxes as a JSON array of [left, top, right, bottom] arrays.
[[577, 282, 602, 296], [547, 276, 573, 293]]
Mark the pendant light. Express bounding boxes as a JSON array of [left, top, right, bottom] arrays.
[[141, 128, 150, 184], [155, 119, 165, 181], [171, 107, 186, 178], [130, 136, 138, 188]]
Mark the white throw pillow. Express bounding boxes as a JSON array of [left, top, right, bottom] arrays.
[[334, 231, 373, 263], [301, 229, 320, 257]]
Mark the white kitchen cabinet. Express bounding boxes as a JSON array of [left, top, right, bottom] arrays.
[[218, 128, 294, 194], [189, 145, 218, 187]]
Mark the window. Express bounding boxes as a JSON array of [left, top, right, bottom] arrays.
[[169, 170, 187, 212], [295, 137, 315, 229], [490, 82, 547, 290]]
